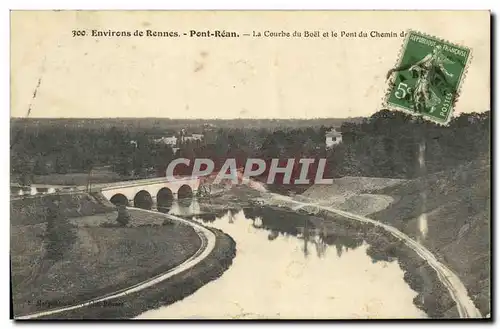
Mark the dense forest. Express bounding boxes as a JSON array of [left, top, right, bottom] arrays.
[[330, 110, 490, 178], [10, 110, 490, 188]]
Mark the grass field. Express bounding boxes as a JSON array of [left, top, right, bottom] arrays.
[[10, 192, 116, 226], [11, 209, 202, 317], [32, 171, 122, 186]]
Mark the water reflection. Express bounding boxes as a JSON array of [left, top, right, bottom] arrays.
[[157, 199, 173, 214], [163, 198, 201, 217], [267, 230, 279, 241], [242, 207, 363, 259], [137, 206, 427, 319]]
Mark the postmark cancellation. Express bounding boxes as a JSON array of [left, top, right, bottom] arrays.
[[384, 30, 472, 125]]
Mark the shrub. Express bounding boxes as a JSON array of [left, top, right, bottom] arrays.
[[100, 222, 119, 228], [116, 205, 131, 227], [162, 218, 175, 226]]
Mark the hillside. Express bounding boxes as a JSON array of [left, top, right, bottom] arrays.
[[369, 159, 490, 316], [10, 192, 116, 226], [301, 176, 406, 210]]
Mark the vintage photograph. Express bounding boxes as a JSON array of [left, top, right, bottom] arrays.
[[10, 10, 490, 319]]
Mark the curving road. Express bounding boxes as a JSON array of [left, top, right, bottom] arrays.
[[266, 192, 483, 318], [15, 208, 216, 320], [16, 191, 483, 319]]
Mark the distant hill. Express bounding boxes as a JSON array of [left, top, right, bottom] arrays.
[[10, 117, 364, 133]]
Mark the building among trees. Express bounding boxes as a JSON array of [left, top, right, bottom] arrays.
[[325, 128, 342, 149]]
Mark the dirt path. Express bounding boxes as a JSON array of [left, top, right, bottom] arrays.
[[266, 192, 483, 319], [15, 208, 216, 320]]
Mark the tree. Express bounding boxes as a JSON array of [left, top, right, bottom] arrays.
[[44, 198, 76, 261], [33, 155, 51, 175], [54, 153, 70, 174]]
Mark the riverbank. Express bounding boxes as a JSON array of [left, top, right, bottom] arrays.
[[12, 192, 236, 319], [36, 226, 235, 319], [302, 208, 459, 318], [138, 206, 428, 319], [293, 162, 490, 318], [369, 160, 490, 316], [259, 194, 471, 318], [12, 209, 202, 317]]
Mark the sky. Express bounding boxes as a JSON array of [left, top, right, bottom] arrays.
[[10, 11, 490, 119]]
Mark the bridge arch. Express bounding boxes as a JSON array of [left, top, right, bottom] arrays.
[[98, 177, 201, 210], [156, 187, 174, 213], [110, 193, 129, 207], [134, 190, 153, 210], [178, 184, 193, 199]]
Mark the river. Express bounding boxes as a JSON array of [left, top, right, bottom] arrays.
[[136, 195, 428, 319]]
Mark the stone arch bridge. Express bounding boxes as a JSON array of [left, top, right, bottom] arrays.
[[95, 177, 200, 210]]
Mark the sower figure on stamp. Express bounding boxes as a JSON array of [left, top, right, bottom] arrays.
[[386, 45, 455, 113]]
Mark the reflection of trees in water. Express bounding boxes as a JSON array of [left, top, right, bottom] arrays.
[[299, 218, 311, 258], [242, 207, 257, 218], [215, 209, 229, 218], [298, 221, 328, 258], [232, 206, 381, 260], [313, 233, 327, 258], [168, 198, 201, 216], [243, 206, 314, 236], [195, 213, 217, 223], [267, 230, 279, 241], [243, 208, 258, 222], [194, 209, 241, 224], [301, 231, 327, 259], [253, 217, 263, 228], [322, 232, 364, 258], [243, 206, 361, 259]]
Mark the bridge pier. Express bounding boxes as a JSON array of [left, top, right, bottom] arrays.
[[151, 196, 158, 211]]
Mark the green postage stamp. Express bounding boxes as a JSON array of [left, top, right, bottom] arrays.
[[385, 30, 472, 124]]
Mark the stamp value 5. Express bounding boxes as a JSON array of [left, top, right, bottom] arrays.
[[385, 30, 472, 124]]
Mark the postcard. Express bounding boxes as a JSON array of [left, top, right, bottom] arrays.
[[10, 10, 490, 320]]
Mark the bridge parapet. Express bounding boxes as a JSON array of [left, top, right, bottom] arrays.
[[97, 176, 200, 209], [95, 176, 196, 191]]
